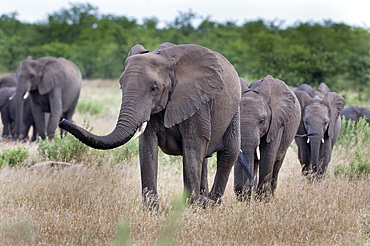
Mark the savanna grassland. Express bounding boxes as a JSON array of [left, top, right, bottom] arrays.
[[0, 79, 369, 245]]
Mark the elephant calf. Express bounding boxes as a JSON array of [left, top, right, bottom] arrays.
[[294, 91, 345, 178], [0, 87, 35, 140], [234, 75, 301, 201]]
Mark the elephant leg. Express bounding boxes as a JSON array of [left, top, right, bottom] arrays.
[[233, 159, 245, 200], [200, 158, 209, 197], [257, 131, 282, 201], [47, 90, 63, 138], [32, 103, 46, 139], [210, 111, 240, 203], [61, 93, 79, 137], [139, 123, 159, 211], [271, 155, 286, 196]]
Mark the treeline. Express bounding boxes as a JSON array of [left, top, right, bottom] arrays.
[[1, 3, 370, 91]]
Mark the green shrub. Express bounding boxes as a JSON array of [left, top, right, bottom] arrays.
[[334, 149, 370, 179], [76, 97, 104, 116], [338, 116, 370, 147], [0, 146, 29, 167], [111, 139, 139, 164], [38, 120, 91, 162]]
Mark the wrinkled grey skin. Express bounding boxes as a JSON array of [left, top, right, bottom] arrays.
[[341, 105, 370, 125], [14, 56, 82, 139], [0, 87, 35, 140], [0, 74, 17, 89], [59, 43, 241, 209], [234, 75, 301, 200], [294, 91, 345, 178]]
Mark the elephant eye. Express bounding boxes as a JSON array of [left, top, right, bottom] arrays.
[[30, 74, 35, 79]]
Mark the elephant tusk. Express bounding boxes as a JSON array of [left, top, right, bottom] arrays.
[[9, 92, 16, 100], [307, 138, 310, 144], [133, 121, 148, 139], [256, 146, 260, 160], [23, 91, 30, 99], [322, 138, 325, 143]]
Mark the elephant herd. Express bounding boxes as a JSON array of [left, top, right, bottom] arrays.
[[1, 42, 368, 209], [0, 56, 82, 141]]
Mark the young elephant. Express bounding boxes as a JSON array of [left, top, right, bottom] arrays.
[[0, 87, 35, 140], [294, 91, 345, 178], [234, 75, 301, 200]]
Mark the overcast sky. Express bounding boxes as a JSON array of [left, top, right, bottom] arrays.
[[2, 0, 370, 28]]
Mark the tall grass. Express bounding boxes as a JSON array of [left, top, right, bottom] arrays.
[[0, 80, 369, 245]]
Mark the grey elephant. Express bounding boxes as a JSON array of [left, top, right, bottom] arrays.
[[341, 105, 370, 125], [14, 56, 82, 139], [294, 82, 329, 98], [294, 91, 345, 178], [0, 87, 35, 140], [0, 74, 17, 89], [234, 75, 301, 200], [59, 43, 241, 209]]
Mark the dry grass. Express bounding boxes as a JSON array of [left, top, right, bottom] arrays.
[[0, 80, 369, 245]]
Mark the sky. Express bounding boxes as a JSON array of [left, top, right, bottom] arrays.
[[1, 0, 370, 28]]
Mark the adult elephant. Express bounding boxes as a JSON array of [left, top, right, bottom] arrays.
[[14, 56, 82, 139], [294, 91, 345, 178], [341, 105, 370, 125], [0, 87, 35, 140], [234, 75, 301, 200], [59, 43, 241, 209]]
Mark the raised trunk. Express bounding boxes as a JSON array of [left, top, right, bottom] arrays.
[[59, 100, 146, 150]]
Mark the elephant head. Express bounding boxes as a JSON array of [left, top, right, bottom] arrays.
[[0, 74, 17, 89], [236, 75, 297, 196], [295, 91, 345, 177], [14, 56, 66, 138], [59, 43, 225, 149]]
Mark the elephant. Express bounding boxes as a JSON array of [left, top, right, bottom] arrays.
[[294, 83, 329, 98], [14, 56, 82, 139], [0, 87, 35, 140], [234, 75, 301, 200], [341, 105, 370, 125], [59, 43, 241, 209], [0, 74, 17, 89], [294, 91, 345, 178]]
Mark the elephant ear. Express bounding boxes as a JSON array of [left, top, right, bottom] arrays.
[[160, 44, 224, 128], [323, 92, 345, 138], [153, 42, 176, 53], [127, 44, 149, 57], [38, 58, 66, 95], [256, 75, 296, 143]]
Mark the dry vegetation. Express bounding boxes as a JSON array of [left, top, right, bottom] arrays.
[[0, 80, 369, 245]]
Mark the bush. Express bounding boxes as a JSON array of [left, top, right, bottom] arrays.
[[0, 146, 29, 167], [334, 149, 370, 179], [76, 97, 104, 116], [38, 120, 91, 162], [338, 117, 370, 147]]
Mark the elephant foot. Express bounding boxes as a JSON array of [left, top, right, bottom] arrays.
[[142, 191, 159, 213]]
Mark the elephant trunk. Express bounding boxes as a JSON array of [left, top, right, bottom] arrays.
[[309, 135, 322, 175], [59, 99, 148, 150], [14, 93, 25, 139]]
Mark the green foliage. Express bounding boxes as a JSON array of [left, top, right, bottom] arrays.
[[338, 117, 370, 147], [334, 150, 370, 179], [37, 120, 91, 162], [76, 97, 104, 116], [0, 146, 29, 167], [1, 3, 370, 90], [111, 139, 139, 163]]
